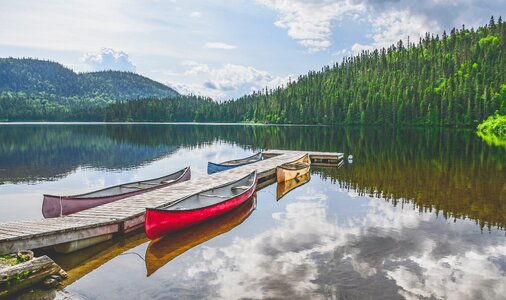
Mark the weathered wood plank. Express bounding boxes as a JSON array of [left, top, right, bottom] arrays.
[[0, 224, 119, 254]]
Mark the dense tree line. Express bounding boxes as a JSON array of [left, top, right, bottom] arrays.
[[1, 19, 504, 125], [0, 91, 106, 121], [105, 95, 218, 122]]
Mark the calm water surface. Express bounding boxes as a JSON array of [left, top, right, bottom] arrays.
[[0, 124, 505, 299]]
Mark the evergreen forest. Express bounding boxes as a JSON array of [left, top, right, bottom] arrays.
[[1, 18, 505, 127]]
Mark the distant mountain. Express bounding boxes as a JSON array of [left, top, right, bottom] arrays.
[[0, 58, 178, 100], [0, 58, 179, 121], [79, 71, 179, 100]]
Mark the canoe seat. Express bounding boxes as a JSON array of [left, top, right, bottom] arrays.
[[200, 194, 229, 198], [231, 186, 249, 191]]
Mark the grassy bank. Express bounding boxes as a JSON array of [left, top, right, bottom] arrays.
[[477, 113, 506, 147]]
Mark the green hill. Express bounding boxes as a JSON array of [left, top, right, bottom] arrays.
[[0, 58, 178, 99], [79, 71, 178, 100], [0, 58, 178, 121], [0, 58, 81, 97]]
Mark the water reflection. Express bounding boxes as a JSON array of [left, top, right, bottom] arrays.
[[53, 230, 149, 287], [181, 184, 506, 300], [0, 124, 505, 299], [276, 173, 311, 201], [0, 125, 178, 183]]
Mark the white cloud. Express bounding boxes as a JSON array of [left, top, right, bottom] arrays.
[[204, 42, 237, 50], [256, 0, 366, 52], [351, 10, 439, 54], [190, 11, 202, 18], [259, 0, 503, 55], [167, 81, 226, 100], [206, 64, 273, 91], [182, 60, 210, 75], [171, 61, 291, 100], [386, 245, 506, 299], [81, 48, 136, 72], [0, 1, 155, 53]]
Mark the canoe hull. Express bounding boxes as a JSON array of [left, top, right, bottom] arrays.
[[42, 167, 191, 218], [145, 174, 257, 239], [207, 152, 263, 174], [276, 165, 310, 182], [207, 162, 236, 174]]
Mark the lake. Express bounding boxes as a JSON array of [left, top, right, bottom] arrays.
[[1, 123, 505, 299]]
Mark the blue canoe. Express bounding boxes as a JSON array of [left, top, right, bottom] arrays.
[[207, 152, 263, 174]]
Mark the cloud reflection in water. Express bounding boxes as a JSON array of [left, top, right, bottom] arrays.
[[185, 187, 506, 300]]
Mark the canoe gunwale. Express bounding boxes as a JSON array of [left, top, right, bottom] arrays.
[[277, 162, 310, 171], [210, 152, 263, 167], [147, 171, 257, 213], [282, 153, 310, 165], [277, 153, 310, 171], [43, 167, 190, 201]]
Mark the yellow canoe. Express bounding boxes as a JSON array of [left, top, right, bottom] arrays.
[[276, 153, 311, 183]]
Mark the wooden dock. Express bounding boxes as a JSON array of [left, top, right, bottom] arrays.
[[0, 150, 343, 255]]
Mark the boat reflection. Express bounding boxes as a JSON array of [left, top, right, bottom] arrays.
[[50, 229, 149, 287], [145, 195, 257, 276], [276, 173, 311, 201]]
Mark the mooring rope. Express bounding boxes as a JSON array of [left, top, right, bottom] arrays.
[[119, 251, 146, 262]]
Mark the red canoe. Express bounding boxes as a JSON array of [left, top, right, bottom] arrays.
[[42, 167, 191, 218], [145, 196, 256, 276], [145, 171, 257, 239]]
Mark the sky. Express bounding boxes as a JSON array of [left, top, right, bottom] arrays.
[[0, 0, 504, 101]]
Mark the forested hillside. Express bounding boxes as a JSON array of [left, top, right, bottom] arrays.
[[1, 19, 504, 125], [79, 71, 178, 100], [218, 17, 505, 126], [0, 58, 178, 120], [106, 18, 506, 126]]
